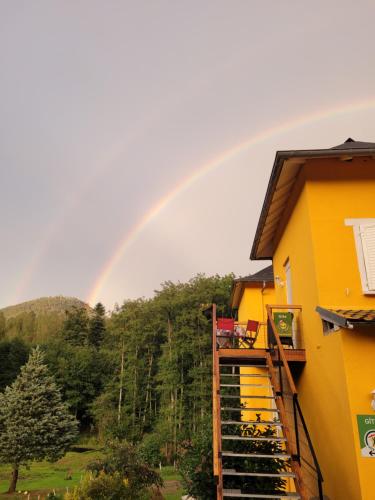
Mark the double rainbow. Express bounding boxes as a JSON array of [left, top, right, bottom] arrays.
[[87, 98, 375, 305]]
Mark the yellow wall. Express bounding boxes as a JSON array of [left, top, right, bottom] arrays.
[[271, 157, 375, 500], [237, 285, 275, 347], [237, 285, 277, 432], [237, 284, 296, 491], [306, 158, 375, 499]]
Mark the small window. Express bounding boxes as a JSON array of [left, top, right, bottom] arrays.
[[345, 219, 375, 294]]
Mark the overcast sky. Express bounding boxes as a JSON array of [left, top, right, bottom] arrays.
[[2, 1, 375, 309]]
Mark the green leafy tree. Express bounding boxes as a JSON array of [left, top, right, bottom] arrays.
[[0, 347, 78, 493], [44, 340, 115, 426], [88, 302, 106, 348]]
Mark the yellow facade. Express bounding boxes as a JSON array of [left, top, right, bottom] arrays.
[[235, 284, 276, 431], [261, 157, 375, 499]]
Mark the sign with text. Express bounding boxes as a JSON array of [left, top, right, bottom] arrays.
[[273, 312, 293, 338], [357, 415, 375, 457]]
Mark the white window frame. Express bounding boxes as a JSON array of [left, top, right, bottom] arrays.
[[345, 218, 375, 294]]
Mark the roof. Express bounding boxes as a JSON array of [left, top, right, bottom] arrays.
[[331, 138, 375, 150], [251, 138, 375, 260], [316, 306, 375, 329], [234, 265, 274, 284], [230, 265, 274, 309]]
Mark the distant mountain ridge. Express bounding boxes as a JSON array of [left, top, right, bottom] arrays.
[[1, 296, 91, 319], [0, 296, 92, 343]]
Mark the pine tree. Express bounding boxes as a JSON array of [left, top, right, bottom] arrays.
[[88, 302, 106, 348], [61, 307, 89, 346], [0, 347, 78, 493]]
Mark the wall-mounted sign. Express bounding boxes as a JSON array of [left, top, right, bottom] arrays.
[[357, 415, 375, 457], [273, 312, 293, 337]]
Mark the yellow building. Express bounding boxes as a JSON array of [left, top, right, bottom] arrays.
[[247, 138, 375, 500], [231, 265, 275, 348]]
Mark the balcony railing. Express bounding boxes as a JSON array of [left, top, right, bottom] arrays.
[[215, 304, 305, 351]]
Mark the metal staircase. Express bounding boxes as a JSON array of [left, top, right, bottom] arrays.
[[212, 305, 323, 500], [218, 357, 304, 499]]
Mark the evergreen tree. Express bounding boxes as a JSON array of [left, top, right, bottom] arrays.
[[0, 347, 78, 493], [0, 338, 30, 391], [88, 302, 106, 347], [61, 307, 89, 346]]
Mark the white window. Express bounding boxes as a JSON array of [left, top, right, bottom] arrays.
[[345, 219, 375, 294]]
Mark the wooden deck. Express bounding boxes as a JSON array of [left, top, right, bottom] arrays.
[[218, 348, 306, 363]]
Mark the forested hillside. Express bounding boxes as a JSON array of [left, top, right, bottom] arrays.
[[0, 274, 233, 470], [0, 296, 92, 342]]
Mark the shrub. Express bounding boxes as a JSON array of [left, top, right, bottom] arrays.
[[178, 417, 216, 500], [138, 433, 164, 467], [65, 472, 130, 500]]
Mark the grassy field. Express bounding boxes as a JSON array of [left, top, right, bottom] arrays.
[[0, 451, 184, 499]]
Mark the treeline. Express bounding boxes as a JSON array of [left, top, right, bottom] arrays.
[[0, 274, 233, 465]]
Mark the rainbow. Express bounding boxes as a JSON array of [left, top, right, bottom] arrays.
[[87, 97, 375, 305]]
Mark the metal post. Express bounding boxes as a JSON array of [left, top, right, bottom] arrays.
[[293, 394, 301, 463]]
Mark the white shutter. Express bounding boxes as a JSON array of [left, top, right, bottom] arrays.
[[360, 224, 375, 291]]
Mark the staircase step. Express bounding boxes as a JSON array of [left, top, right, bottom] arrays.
[[222, 407, 279, 412], [220, 363, 267, 368], [222, 451, 290, 459], [223, 490, 300, 499], [222, 435, 286, 442], [221, 374, 270, 378], [220, 394, 276, 399], [221, 395, 275, 400], [220, 384, 272, 388], [222, 469, 295, 478], [220, 372, 270, 378], [222, 420, 282, 427]]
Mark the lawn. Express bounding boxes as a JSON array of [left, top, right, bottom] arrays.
[[0, 453, 184, 499], [0, 449, 103, 498]]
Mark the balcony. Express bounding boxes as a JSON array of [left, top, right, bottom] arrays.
[[215, 304, 306, 364]]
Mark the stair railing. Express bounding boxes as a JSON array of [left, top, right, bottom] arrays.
[[212, 304, 223, 500], [266, 305, 324, 500]]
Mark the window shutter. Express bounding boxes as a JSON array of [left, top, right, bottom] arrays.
[[360, 224, 375, 291]]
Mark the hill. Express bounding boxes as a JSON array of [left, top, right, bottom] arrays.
[[0, 296, 92, 343], [1, 296, 90, 319]]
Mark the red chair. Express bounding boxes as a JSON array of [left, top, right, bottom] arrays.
[[242, 320, 260, 348], [216, 318, 235, 348]]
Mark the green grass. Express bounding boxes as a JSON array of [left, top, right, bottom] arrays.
[[159, 466, 184, 499], [159, 465, 181, 481], [0, 454, 184, 499], [0, 449, 103, 497]]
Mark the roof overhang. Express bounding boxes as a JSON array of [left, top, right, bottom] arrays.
[[251, 146, 375, 260], [230, 278, 274, 309], [316, 306, 375, 329]]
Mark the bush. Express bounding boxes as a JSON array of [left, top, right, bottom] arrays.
[[138, 433, 164, 467], [178, 418, 216, 500], [65, 472, 130, 500], [88, 440, 163, 499]]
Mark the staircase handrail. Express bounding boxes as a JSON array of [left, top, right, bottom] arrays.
[[266, 304, 324, 497]]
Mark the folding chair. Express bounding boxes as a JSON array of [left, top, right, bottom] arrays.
[[217, 318, 235, 348], [242, 319, 260, 348]]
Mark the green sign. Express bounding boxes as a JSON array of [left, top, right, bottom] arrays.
[[273, 312, 293, 337], [357, 415, 375, 457]]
